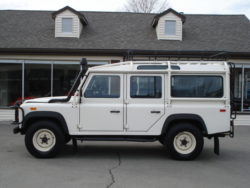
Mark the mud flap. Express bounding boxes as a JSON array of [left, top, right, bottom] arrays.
[[72, 138, 78, 152], [214, 136, 220, 155]]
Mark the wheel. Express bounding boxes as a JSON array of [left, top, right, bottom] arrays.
[[164, 123, 204, 160], [25, 120, 65, 158]]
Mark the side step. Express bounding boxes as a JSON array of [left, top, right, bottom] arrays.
[[72, 136, 159, 142]]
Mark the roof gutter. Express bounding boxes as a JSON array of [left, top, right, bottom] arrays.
[[0, 48, 249, 59]]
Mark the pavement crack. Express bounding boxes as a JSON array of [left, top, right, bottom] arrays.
[[107, 152, 121, 188]]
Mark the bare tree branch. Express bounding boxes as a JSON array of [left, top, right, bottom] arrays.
[[124, 0, 169, 13]]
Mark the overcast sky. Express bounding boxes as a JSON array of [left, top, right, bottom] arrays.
[[0, 0, 249, 18]]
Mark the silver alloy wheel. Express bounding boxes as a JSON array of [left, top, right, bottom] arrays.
[[173, 131, 197, 154], [32, 129, 56, 152]]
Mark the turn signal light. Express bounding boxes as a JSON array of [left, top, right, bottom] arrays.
[[220, 109, 226, 112], [30, 107, 37, 111]]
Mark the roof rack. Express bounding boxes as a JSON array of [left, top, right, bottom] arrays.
[[90, 60, 227, 69]]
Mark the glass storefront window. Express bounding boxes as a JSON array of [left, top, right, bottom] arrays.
[[243, 68, 250, 111], [53, 64, 80, 96], [234, 68, 243, 111], [233, 65, 250, 112], [0, 63, 22, 107], [0, 60, 111, 108], [24, 64, 51, 99]]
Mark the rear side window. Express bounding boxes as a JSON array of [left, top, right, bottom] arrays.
[[171, 76, 223, 98], [84, 75, 120, 98], [130, 76, 162, 98]]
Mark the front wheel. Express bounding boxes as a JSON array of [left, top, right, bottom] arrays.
[[164, 123, 204, 160], [25, 120, 65, 158]]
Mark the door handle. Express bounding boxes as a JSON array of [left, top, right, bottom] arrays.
[[151, 111, 161, 114], [110, 110, 120, 113]]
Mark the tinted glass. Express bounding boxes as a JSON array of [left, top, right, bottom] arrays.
[[0, 63, 22, 107], [84, 75, 120, 98], [171, 76, 223, 98], [130, 76, 162, 98], [53, 64, 80, 96], [137, 65, 168, 70], [24, 64, 51, 98]]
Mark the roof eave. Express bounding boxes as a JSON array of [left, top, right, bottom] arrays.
[[52, 6, 88, 25], [1, 48, 250, 59], [152, 8, 186, 28]]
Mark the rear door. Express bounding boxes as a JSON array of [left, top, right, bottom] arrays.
[[126, 74, 165, 132]]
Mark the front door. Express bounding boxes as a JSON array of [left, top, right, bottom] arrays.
[[79, 73, 124, 131], [126, 74, 165, 132]]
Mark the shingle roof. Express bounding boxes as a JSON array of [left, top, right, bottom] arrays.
[[0, 10, 249, 55]]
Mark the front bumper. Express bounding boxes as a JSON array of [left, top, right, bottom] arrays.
[[10, 104, 24, 134]]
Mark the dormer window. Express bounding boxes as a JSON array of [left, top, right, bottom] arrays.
[[62, 18, 73, 33], [52, 6, 88, 38], [152, 8, 185, 41], [165, 20, 176, 35]]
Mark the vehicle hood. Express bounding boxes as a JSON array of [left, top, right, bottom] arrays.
[[23, 96, 69, 103]]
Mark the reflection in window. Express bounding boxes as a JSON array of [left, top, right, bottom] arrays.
[[53, 64, 79, 96], [234, 68, 243, 111], [130, 76, 162, 98], [84, 75, 120, 98], [171, 76, 223, 98], [0, 63, 22, 107], [24, 64, 51, 98], [243, 69, 250, 111]]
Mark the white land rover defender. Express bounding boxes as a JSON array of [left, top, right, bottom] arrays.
[[12, 59, 236, 160]]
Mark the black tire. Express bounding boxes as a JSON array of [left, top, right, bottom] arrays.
[[164, 123, 204, 160], [25, 120, 65, 158]]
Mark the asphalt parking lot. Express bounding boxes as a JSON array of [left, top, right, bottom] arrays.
[[0, 122, 250, 188]]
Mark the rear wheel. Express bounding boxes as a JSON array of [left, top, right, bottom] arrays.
[[25, 120, 65, 158], [164, 123, 204, 160]]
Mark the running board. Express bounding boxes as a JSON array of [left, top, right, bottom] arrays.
[[73, 136, 158, 142]]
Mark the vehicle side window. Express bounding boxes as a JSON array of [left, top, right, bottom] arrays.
[[84, 75, 120, 98], [130, 76, 162, 98], [171, 75, 223, 98]]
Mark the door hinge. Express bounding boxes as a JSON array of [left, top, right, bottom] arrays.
[[124, 124, 129, 130], [77, 124, 82, 130], [124, 100, 129, 104]]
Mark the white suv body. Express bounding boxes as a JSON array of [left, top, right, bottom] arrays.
[[12, 60, 235, 160]]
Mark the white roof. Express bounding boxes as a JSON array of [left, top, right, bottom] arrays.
[[88, 61, 229, 73]]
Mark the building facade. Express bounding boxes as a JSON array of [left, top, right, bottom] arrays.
[[0, 6, 250, 124]]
